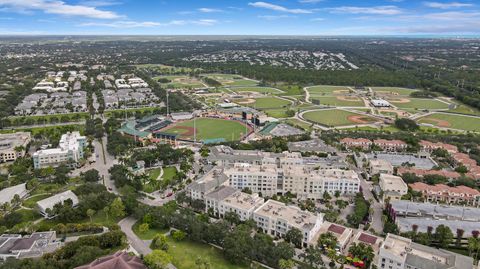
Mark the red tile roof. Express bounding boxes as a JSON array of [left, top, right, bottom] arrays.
[[75, 251, 147, 269], [328, 224, 346, 235], [358, 233, 378, 245]]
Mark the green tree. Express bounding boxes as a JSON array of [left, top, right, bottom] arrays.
[[279, 259, 295, 269], [348, 243, 375, 268], [139, 223, 150, 234], [144, 250, 172, 269], [285, 228, 303, 248], [317, 232, 338, 251], [300, 246, 324, 268], [171, 230, 186, 241], [434, 225, 454, 248], [86, 209, 96, 223], [151, 234, 169, 251], [108, 197, 126, 220]]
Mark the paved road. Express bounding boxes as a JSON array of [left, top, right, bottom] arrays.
[[119, 217, 152, 255]]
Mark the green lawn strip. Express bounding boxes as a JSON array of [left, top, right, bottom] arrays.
[[230, 87, 283, 94], [0, 124, 85, 135], [166, 237, 249, 269], [165, 118, 249, 141], [264, 109, 289, 118], [16, 209, 42, 223], [9, 112, 89, 122], [132, 221, 169, 240], [147, 168, 162, 181], [41, 208, 121, 229], [303, 109, 377, 127], [22, 194, 52, 208], [417, 113, 480, 132], [371, 87, 419, 96], [282, 119, 312, 131], [390, 98, 450, 110], [311, 96, 365, 107], [236, 97, 291, 110], [306, 85, 351, 94], [161, 167, 177, 181]]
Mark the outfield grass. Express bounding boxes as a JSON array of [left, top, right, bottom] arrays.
[[202, 74, 258, 87], [417, 113, 480, 132], [307, 85, 351, 94], [163, 118, 249, 141], [166, 237, 248, 269], [311, 96, 364, 107], [303, 109, 378, 127], [238, 97, 292, 109], [391, 98, 450, 110], [230, 87, 283, 94], [372, 87, 419, 96]]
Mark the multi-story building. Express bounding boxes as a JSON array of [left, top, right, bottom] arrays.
[[224, 163, 360, 199], [419, 140, 458, 154], [0, 132, 31, 163], [205, 186, 264, 221], [373, 139, 408, 152], [186, 167, 228, 200], [379, 174, 408, 202], [340, 138, 372, 150], [32, 131, 86, 169], [378, 233, 473, 269], [369, 159, 394, 175], [409, 182, 480, 206], [253, 199, 323, 246]]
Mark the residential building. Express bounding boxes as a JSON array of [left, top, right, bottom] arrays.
[[350, 231, 383, 254], [366, 152, 436, 170], [0, 231, 59, 260], [75, 251, 147, 269], [205, 186, 264, 221], [33, 131, 86, 169], [36, 190, 79, 218], [369, 159, 394, 175], [186, 167, 228, 200], [397, 167, 462, 180], [253, 199, 324, 246], [0, 183, 28, 206], [0, 132, 31, 162], [379, 174, 407, 202], [409, 182, 480, 206], [378, 233, 473, 269], [373, 139, 408, 152], [419, 140, 458, 154], [288, 139, 337, 154], [315, 222, 353, 251], [340, 138, 372, 150]]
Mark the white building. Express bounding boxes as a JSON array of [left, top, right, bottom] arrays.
[[253, 199, 323, 246], [32, 131, 86, 169], [379, 174, 408, 202], [378, 233, 473, 269], [0, 183, 28, 206], [371, 99, 391, 107], [205, 186, 264, 221], [186, 168, 228, 200], [369, 159, 394, 176], [0, 132, 31, 162], [36, 190, 79, 218]]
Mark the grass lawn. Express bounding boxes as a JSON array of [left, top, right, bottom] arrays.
[[238, 97, 292, 109], [230, 87, 283, 94], [22, 194, 52, 208], [132, 221, 169, 240], [372, 87, 419, 96], [42, 208, 121, 229], [155, 75, 205, 89], [417, 113, 480, 132], [166, 237, 248, 269], [390, 98, 450, 110], [29, 183, 66, 196], [307, 85, 351, 95], [202, 74, 258, 87], [162, 167, 177, 181], [303, 109, 378, 127], [148, 168, 162, 181], [311, 96, 365, 107], [16, 209, 42, 223], [264, 109, 289, 118], [0, 124, 84, 136], [163, 118, 249, 141], [282, 118, 312, 130]]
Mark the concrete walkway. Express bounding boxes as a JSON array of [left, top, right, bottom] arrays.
[[118, 217, 152, 255]]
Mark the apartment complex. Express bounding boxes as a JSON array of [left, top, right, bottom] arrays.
[[409, 182, 480, 206], [340, 138, 372, 150], [253, 199, 323, 246], [224, 163, 360, 199], [369, 159, 394, 175], [33, 131, 86, 169], [379, 174, 408, 202], [205, 186, 265, 221], [419, 140, 458, 154], [186, 167, 228, 200], [0, 132, 31, 162], [378, 233, 473, 269]]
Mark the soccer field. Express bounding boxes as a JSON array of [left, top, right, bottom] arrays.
[[302, 109, 378, 127], [161, 118, 250, 142]]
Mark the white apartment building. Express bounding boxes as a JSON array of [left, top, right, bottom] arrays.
[[378, 233, 473, 269], [32, 131, 86, 169], [379, 174, 408, 202], [186, 168, 228, 200], [205, 186, 265, 221], [224, 163, 360, 199], [0, 132, 31, 162], [253, 199, 324, 246], [369, 159, 394, 175]]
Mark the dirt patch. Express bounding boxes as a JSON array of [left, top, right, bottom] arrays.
[[388, 98, 411, 103], [336, 96, 360, 101], [333, 90, 350, 95], [376, 91, 400, 96], [421, 118, 451, 128], [347, 115, 375, 124], [236, 98, 256, 104]]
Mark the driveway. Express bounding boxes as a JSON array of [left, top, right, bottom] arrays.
[[118, 216, 152, 255]]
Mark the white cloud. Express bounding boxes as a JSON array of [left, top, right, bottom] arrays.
[[258, 14, 295, 20], [79, 19, 219, 28], [0, 0, 120, 19], [423, 2, 474, 9], [299, 0, 323, 3], [248, 2, 312, 14], [310, 17, 324, 21], [79, 0, 121, 7], [328, 5, 402, 15], [198, 8, 223, 13]]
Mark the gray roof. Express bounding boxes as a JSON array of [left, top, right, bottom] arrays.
[[205, 186, 237, 201], [288, 139, 337, 153], [406, 242, 473, 269], [391, 200, 480, 221]]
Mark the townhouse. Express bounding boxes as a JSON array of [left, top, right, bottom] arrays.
[[409, 182, 480, 206]]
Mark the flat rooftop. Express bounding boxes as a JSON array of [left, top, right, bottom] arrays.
[[223, 191, 264, 211], [366, 153, 436, 169]]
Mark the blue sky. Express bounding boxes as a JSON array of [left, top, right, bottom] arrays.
[[0, 0, 479, 35]]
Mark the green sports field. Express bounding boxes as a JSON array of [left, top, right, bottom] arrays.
[[155, 75, 205, 88], [389, 98, 450, 110], [372, 87, 419, 96], [307, 85, 351, 95], [230, 87, 283, 94], [311, 96, 365, 107], [302, 109, 378, 127], [235, 97, 292, 109], [417, 113, 480, 132], [202, 74, 258, 87], [161, 118, 250, 141]]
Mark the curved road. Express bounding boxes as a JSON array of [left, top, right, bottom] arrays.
[[119, 216, 152, 255]]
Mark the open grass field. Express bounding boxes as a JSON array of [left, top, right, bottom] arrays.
[[311, 96, 365, 107], [417, 113, 480, 132], [22, 194, 52, 208], [136, 64, 202, 73], [230, 87, 283, 94], [235, 97, 292, 109], [303, 109, 378, 127], [162, 167, 177, 181], [282, 118, 312, 130], [389, 98, 450, 110], [202, 74, 258, 87], [306, 85, 352, 95], [161, 118, 250, 142], [155, 75, 205, 89], [147, 168, 161, 181], [372, 87, 419, 96], [166, 237, 248, 269]]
